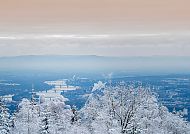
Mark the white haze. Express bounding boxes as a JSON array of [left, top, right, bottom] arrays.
[[0, 31, 190, 57]]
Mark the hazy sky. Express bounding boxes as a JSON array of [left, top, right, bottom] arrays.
[[0, 0, 190, 57]]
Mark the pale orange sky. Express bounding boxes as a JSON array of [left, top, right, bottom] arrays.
[[0, 0, 190, 57], [0, 0, 190, 31]]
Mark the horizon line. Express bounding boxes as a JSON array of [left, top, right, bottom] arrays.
[[0, 54, 190, 58]]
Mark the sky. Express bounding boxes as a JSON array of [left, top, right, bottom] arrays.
[[0, 0, 190, 57]]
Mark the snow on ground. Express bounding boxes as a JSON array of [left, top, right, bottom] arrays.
[[2, 94, 14, 102], [0, 82, 20, 86], [44, 80, 80, 91], [36, 79, 81, 102], [36, 89, 68, 102], [44, 80, 67, 86]]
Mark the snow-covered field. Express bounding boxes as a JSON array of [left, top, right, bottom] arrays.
[[35, 80, 80, 102], [36, 89, 68, 102], [2, 94, 14, 102], [44, 80, 80, 91]]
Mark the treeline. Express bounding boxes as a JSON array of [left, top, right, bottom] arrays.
[[0, 82, 190, 134]]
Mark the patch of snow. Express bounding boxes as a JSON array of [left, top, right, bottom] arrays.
[[2, 94, 14, 102]]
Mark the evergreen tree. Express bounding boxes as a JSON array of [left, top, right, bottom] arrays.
[[40, 111, 50, 134], [12, 98, 41, 134], [0, 97, 10, 134]]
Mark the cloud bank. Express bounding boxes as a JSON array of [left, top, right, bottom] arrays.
[[0, 32, 190, 57]]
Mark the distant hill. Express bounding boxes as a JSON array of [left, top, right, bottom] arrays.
[[0, 55, 190, 75]]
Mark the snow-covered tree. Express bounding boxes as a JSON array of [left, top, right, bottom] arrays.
[[12, 98, 41, 134], [80, 83, 190, 134], [0, 98, 10, 134], [6, 81, 190, 134], [39, 110, 50, 134], [38, 96, 73, 134]]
